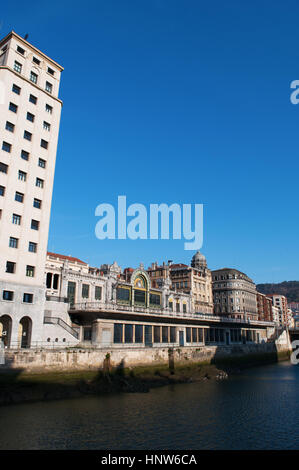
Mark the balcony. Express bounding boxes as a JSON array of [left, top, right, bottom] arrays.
[[46, 295, 69, 303], [69, 301, 275, 327]]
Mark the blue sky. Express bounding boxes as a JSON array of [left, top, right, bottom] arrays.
[[2, 0, 299, 283]]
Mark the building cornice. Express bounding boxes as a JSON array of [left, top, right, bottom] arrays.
[[0, 31, 64, 71], [0, 65, 63, 105]]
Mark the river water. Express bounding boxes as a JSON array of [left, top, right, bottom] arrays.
[[0, 361, 298, 450]]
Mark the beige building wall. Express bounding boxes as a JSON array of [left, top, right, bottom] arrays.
[[0, 31, 63, 346]]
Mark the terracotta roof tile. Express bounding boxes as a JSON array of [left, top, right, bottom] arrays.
[[47, 251, 87, 265]]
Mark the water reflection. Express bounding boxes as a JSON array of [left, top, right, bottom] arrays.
[[0, 362, 298, 450]]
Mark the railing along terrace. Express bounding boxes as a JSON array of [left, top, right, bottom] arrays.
[[46, 295, 69, 303], [70, 302, 275, 327], [2, 341, 80, 350]]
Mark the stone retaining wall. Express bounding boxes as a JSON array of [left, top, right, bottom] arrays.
[[0, 342, 291, 373]]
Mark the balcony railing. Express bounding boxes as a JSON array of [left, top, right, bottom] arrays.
[[46, 295, 69, 303], [69, 302, 275, 327]]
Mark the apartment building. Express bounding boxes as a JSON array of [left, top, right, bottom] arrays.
[[147, 251, 214, 314], [267, 294, 289, 327], [256, 292, 273, 322], [0, 31, 63, 347], [212, 268, 258, 320]]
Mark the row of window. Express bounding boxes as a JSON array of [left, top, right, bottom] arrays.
[[0, 158, 45, 190], [9, 237, 37, 252], [168, 300, 187, 313], [82, 284, 102, 300], [1, 145, 47, 169], [13, 59, 53, 94], [2, 137, 48, 152], [9, 213, 40, 230], [6, 118, 51, 132], [5, 261, 36, 277], [66, 281, 102, 304], [113, 324, 177, 344], [13, 44, 55, 75], [0, 186, 43, 208], [173, 281, 188, 289], [9, 101, 52, 115], [11, 83, 53, 113], [2, 290, 33, 303]]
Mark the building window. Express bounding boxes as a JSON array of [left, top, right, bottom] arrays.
[[26, 265, 35, 277], [9, 237, 18, 248], [32, 56, 40, 65], [46, 272, 52, 288], [33, 198, 41, 209], [0, 185, 5, 196], [113, 323, 123, 343], [12, 84, 21, 95], [5, 122, 14, 133], [135, 325, 143, 343], [95, 286, 102, 300], [125, 324, 133, 343], [3, 290, 14, 301], [149, 292, 161, 306], [43, 121, 50, 131], [154, 326, 161, 343], [183, 303, 187, 313], [15, 191, 24, 203], [17, 46, 25, 55], [0, 162, 8, 174], [30, 71, 38, 84], [45, 104, 53, 114], [116, 287, 130, 302], [40, 139, 48, 149], [14, 61, 22, 73], [23, 293, 33, 303], [82, 284, 89, 299], [24, 130, 32, 141], [29, 94, 37, 104], [21, 150, 29, 161], [26, 112, 35, 123], [45, 81, 53, 93], [176, 303, 180, 313], [169, 300, 173, 311], [36, 178, 44, 188], [28, 241, 37, 253], [18, 170, 27, 181], [47, 67, 55, 76], [2, 142, 11, 153], [38, 158, 46, 168], [31, 219, 39, 230], [9, 102, 18, 113], [6, 261, 16, 273], [12, 214, 21, 225]]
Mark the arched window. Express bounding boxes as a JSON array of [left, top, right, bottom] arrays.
[[0, 315, 12, 348], [18, 317, 32, 348]]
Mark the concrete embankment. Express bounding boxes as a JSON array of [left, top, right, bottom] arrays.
[[0, 343, 291, 406]]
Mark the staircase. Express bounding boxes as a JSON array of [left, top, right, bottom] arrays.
[[44, 316, 79, 339]]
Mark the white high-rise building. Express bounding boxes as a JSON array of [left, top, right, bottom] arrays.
[[0, 31, 63, 347]]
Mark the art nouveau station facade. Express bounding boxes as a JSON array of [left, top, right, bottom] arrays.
[[42, 251, 273, 350]]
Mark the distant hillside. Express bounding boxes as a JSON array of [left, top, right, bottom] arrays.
[[256, 281, 299, 303]]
